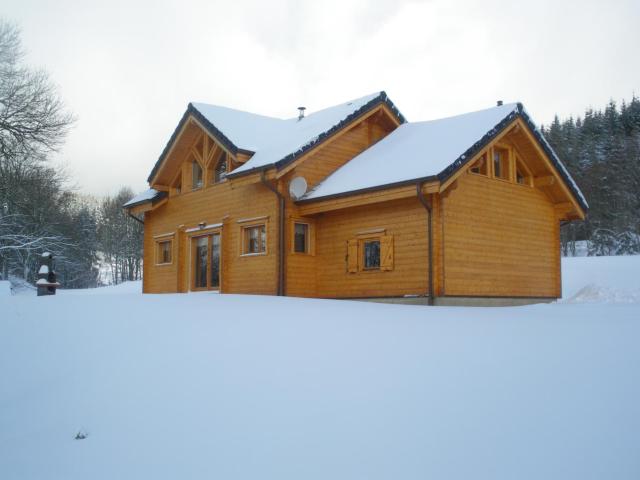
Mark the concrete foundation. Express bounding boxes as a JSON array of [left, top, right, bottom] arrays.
[[346, 296, 556, 307]]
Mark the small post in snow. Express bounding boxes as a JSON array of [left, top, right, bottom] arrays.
[[36, 252, 60, 296]]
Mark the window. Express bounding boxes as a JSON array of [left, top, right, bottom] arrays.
[[242, 224, 266, 254], [515, 156, 531, 186], [171, 173, 182, 196], [347, 234, 394, 273], [469, 153, 488, 175], [293, 223, 309, 253], [213, 151, 227, 183], [363, 240, 381, 269], [492, 147, 510, 180], [156, 240, 172, 265], [192, 160, 203, 190]]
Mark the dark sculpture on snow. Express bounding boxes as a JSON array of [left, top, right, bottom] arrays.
[[36, 252, 60, 296]]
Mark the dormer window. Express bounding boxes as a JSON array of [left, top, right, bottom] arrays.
[[192, 160, 203, 190], [213, 151, 227, 183]]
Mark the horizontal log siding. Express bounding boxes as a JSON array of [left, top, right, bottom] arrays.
[[314, 197, 429, 298], [443, 172, 560, 297], [284, 119, 391, 191], [143, 181, 278, 294]]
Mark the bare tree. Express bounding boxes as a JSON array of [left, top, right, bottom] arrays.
[[0, 20, 74, 163], [0, 19, 77, 282]]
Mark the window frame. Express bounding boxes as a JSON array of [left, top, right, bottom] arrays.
[[361, 238, 381, 270], [240, 223, 267, 256], [347, 230, 393, 274], [155, 238, 173, 266], [212, 151, 228, 184], [191, 158, 204, 191], [491, 146, 511, 182], [290, 219, 314, 255]]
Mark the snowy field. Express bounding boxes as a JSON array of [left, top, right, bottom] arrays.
[[1, 257, 639, 479]]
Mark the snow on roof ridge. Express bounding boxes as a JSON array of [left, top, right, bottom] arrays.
[[411, 102, 519, 125]]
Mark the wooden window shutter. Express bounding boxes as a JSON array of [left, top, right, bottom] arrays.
[[380, 235, 394, 271], [347, 239, 358, 273]]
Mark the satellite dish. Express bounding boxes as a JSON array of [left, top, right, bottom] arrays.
[[289, 176, 308, 200]]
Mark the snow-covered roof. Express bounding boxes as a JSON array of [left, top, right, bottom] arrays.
[[148, 91, 405, 182], [123, 189, 165, 208], [302, 102, 588, 211], [304, 103, 520, 200]]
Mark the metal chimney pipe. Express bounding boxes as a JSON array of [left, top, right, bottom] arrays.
[[297, 106, 306, 120]]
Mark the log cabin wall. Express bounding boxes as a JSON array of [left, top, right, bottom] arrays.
[[311, 197, 429, 298], [441, 171, 560, 298], [143, 181, 278, 294], [281, 110, 398, 298]]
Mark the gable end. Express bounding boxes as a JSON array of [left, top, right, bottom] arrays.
[[437, 104, 588, 213], [147, 104, 248, 184]]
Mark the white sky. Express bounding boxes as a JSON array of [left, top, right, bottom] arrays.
[[5, 0, 640, 196]]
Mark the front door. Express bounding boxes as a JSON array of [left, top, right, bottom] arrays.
[[192, 232, 222, 291]]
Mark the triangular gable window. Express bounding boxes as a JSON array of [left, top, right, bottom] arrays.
[[213, 151, 227, 183], [192, 159, 203, 190]]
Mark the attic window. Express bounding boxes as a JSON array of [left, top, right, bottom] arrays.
[[492, 147, 510, 180], [515, 156, 531, 186], [469, 153, 488, 176], [171, 173, 182, 196], [213, 151, 227, 183], [192, 160, 203, 190]]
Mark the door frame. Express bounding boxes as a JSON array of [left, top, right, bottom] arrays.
[[188, 228, 223, 292]]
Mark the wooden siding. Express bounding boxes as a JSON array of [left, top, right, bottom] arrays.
[[143, 181, 278, 294], [281, 117, 392, 192], [441, 172, 560, 297], [313, 197, 429, 298]]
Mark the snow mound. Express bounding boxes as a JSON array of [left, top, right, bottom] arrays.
[[561, 255, 640, 299], [564, 283, 640, 304], [0, 280, 10, 296]]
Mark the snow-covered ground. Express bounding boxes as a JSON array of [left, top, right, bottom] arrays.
[[1, 257, 639, 479]]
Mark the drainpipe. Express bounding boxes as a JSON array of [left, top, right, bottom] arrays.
[[416, 182, 435, 306], [260, 170, 285, 296], [128, 212, 144, 225]]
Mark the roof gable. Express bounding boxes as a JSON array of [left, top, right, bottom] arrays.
[[301, 103, 588, 213], [147, 91, 406, 184]]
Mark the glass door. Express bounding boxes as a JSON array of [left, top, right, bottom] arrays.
[[192, 232, 222, 291], [210, 233, 220, 289], [194, 236, 208, 290]]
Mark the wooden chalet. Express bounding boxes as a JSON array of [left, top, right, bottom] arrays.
[[124, 92, 587, 305]]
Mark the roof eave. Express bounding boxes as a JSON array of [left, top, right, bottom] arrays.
[[296, 175, 439, 205], [122, 190, 168, 210]]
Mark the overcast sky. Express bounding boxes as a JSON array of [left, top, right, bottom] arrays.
[[5, 0, 640, 196]]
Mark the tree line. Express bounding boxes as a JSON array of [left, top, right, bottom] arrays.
[[0, 20, 142, 288], [543, 95, 640, 256]]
